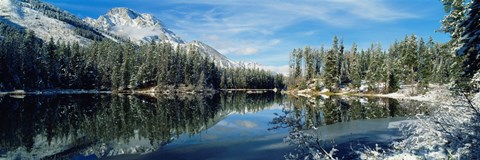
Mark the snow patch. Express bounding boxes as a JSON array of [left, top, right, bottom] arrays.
[[0, 0, 21, 19], [1, 1, 91, 45], [380, 85, 465, 106]]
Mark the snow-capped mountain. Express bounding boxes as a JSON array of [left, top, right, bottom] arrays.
[[0, 0, 105, 45], [84, 7, 184, 44], [85, 7, 237, 68]]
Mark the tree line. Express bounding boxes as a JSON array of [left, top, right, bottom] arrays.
[[0, 21, 284, 91], [287, 35, 460, 94]]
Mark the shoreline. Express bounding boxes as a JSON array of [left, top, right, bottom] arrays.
[[285, 84, 468, 106], [0, 88, 279, 96]]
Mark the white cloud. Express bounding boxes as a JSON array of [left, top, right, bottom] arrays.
[[238, 47, 258, 55], [160, 0, 417, 59], [207, 38, 281, 55]]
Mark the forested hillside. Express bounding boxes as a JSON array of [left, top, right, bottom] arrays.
[[0, 21, 284, 91]]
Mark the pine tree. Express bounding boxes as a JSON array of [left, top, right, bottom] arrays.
[[324, 49, 338, 91], [349, 43, 361, 89], [69, 42, 84, 88], [288, 49, 297, 87], [332, 36, 341, 87], [405, 35, 419, 86], [157, 43, 170, 86], [338, 38, 347, 85], [304, 46, 314, 81], [419, 37, 434, 92], [294, 48, 303, 86], [111, 45, 123, 90], [365, 44, 382, 91], [20, 30, 40, 89], [441, 0, 480, 90], [386, 42, 400, 93], [120, 43, 134, 90]]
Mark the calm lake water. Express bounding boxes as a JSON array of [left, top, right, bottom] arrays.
[[0, 92, 429, 159]]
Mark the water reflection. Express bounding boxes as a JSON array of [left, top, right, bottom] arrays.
[[273, 96, 428, 130], [0, 92, 280, 159], [270, 96, 430, 159]]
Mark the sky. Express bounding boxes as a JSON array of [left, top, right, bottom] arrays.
[[44, 0, 451, 74]]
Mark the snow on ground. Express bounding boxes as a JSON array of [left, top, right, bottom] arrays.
[[0, 0, 22, 19], [473, 92, 480, 106], [378, 84, 465, 106], [294, 83, 464, 106], [291, 83, 480, 159]]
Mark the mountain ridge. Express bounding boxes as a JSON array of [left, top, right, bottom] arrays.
[[0, 0, 239, 68]]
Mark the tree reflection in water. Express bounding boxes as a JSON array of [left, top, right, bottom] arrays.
[[270, 96, 429, 159], [0, 92, 281, 159]]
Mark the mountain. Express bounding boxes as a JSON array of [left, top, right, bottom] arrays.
[[0, 1, 238, 68], [84, 7, 183, 44], [0, 0, 106, 44], [85, 8, 238, 68]]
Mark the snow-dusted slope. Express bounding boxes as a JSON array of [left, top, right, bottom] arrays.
[[0, 0, 103, 45], [84, 8, 183, 44], [187, 40, 238, 68]]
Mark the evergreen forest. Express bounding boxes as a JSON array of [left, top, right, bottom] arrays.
[[0, 22, 284, 92]]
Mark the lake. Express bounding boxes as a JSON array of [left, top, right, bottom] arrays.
[[0, 92, 429, 159]]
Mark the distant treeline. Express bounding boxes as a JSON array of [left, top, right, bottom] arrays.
[[287, 35, 460, 93], [0, 22, 284, 91]]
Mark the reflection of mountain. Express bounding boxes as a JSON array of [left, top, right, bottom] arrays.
[[0, 92, 280, 159]]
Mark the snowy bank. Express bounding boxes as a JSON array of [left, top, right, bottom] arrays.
[[376, 85, 466, 106], [291, 84, 465, 106], [359, 92, 480, 159]]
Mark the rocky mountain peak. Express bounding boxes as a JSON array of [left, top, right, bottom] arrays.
[[84, 7, 184, 44], [106, 7, 137, 18]]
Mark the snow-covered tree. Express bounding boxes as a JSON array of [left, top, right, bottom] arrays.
[[441, 0, 480, 90]]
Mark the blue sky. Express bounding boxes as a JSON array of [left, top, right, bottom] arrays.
[[44, 0, 450, 74]]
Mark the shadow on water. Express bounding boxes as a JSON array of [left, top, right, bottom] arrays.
[[269, 96, 431, 159], [0, 92, 281, 159]]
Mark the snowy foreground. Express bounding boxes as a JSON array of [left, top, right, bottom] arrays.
[[360, 92, 480, 160], [289, 86, 480, 159]]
